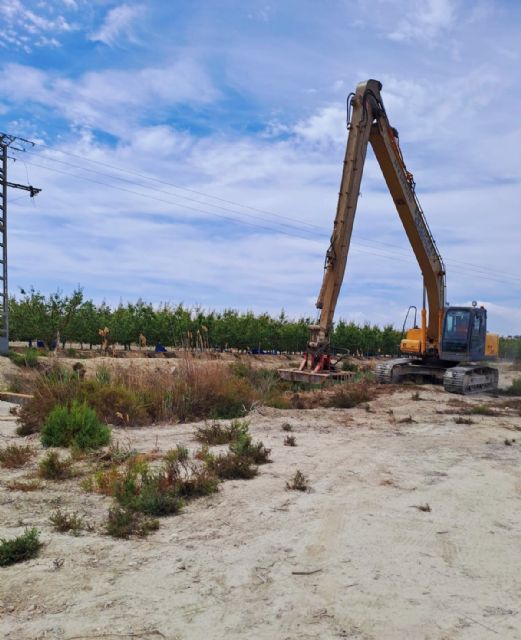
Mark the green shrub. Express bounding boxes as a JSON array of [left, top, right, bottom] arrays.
[[95, 366, 112, 385], [504, 378, 521, 396], [195, 418, 249, 445], [229, 432, 271, 464], [38, 451, 74, 480], [164, 445, 189, 464], [0, 528, 42, 566], [106, 507, 159, 539], [41, 401, 110, 450], [466, 405, 495, 416], [0, 444, 35, 468], [205, 451, 258, 479], [109, 453, 218, 518], [9, 348, 40, 368], [49, 509, 86, 535]]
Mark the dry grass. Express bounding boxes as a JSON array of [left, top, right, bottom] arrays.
[[38, 451, 74, 480], [6, 479, 42, 492], [0, 443, 35, 468], [205, 452, 258, 479], [194, 419, 249, 445], [283, 435, 297, 446], [50, 509, 89, 535], [328, 381, 375, 408], [286, 470, 309, 492], [17, 358, 262, 433]]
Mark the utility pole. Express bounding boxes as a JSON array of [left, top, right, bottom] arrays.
[[0, 133, 41, 354]]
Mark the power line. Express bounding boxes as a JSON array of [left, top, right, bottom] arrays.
[[14, 156, 521, 290], [21, 143, 521, 284]]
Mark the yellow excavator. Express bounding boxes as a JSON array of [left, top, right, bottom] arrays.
[[279, 79, 499, 394]]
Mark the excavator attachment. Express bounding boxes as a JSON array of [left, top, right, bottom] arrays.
[[278, 368, 353, 384]]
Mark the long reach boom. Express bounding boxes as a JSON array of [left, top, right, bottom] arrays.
[[279, 79, 498, 394]]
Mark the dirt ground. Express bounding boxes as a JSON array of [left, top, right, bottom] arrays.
[[1, 362, 521, 639]]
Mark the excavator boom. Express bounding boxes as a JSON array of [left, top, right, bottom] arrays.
[[312, 79, 445, 354]]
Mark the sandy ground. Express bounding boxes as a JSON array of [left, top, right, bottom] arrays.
[[1, 367, 521, 639]]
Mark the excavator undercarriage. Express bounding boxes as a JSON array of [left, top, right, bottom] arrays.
[[375, 359, 499, 394]]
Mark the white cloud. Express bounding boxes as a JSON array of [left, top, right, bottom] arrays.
[[0, 0, 75, 50], [89, 3, 144, 46], [293, 106, 346, 147], [388, 0, 456, 42], [0, 60, 219, 136]]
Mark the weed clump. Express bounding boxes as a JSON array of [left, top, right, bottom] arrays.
[[503, 378, 521, 396], [9, 348, 40, 368], [466, 405, 496, 416], [286, 470, 309, 492], [7, 479, 42, 492], [229, 431, 271, 464], [328, 381, 374, 409], [106, 507, 159, 539], [88, 451, 219, 522], [0, 528, 42, 566], [0, 444, 35, 468], [284, 435, 296, 447], [205, 451, 258, 479], [195, 419, 249, 445], [41, 400, 110, 450], [49, 509, 87, 535], [38, 451, 74, 480], [454, 416, 474, 425], [281, 423, 293, 432]]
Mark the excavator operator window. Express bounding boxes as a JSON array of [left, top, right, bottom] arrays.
[[443, 309, 471, 352], [445, 310, 470, 342]]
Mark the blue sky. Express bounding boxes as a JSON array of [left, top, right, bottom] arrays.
[[1, 0, 520, 334]]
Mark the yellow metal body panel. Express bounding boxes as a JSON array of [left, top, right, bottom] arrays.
[[400, 327, 422, 354], [400, 338, 422, 354], [405, 327, 422, 341], [485, 333, 499, 358]]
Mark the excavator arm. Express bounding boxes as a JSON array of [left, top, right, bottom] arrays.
[[308, 79, 445, 368]]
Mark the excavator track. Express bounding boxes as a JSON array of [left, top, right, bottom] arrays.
[[375, 359, 412, 384], [376, 359, 498, 394], [442, 365, 498, 395]]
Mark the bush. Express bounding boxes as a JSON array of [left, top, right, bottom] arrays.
[[106, 507, 159, 539], [0, 528, 42, 566], [503, 378, 521, 396], [229, 432, 271, 464], [92, 452, 219, 520], [286, 470, 309, 491], [195, 418, 249, 445], [41, 401, 111, 450], [38, 451, 74, 480], [328, 381, 374, 408], [9, 348, 40, 368], [0, 444, 35, 468], [205, 451, 258, 479], [284, 435, 296, 446], [49, 509, 86, 535], [6, 480, 42, 492]]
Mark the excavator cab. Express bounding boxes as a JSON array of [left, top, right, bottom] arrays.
[[440, 306, 498, 362], [441, 306, 486, 361]]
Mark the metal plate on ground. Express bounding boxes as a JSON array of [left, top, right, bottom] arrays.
[[278, 369, 354, 384]]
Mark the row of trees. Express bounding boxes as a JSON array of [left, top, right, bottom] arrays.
[[8, 288, 404, 356]]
